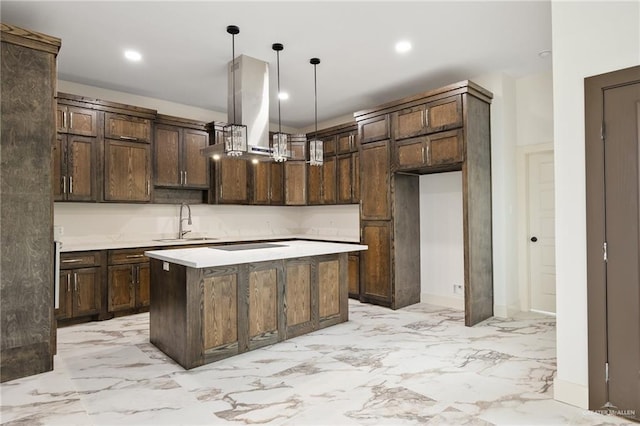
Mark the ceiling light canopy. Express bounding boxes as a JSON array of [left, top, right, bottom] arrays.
[[395, 40, 412, 54], [124, 49, 142, 62]]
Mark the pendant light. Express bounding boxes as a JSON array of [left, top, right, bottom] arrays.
[[308, 58, 323, 166], [271, 43, 290, 162], [223, 25, 248, 156]]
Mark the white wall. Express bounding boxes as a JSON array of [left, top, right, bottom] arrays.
[[551, 0, 640, 409], [54, 203, 360, 243], [516, 72, 554, 147], [419, 172, 464, 309], [471, 72, 519, 318]]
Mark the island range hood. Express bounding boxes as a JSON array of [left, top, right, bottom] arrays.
[[201, 54, 272, 159]]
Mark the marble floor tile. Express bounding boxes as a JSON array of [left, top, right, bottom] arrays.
[[1, 300, 634, 425]]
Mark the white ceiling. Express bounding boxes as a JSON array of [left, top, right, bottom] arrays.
[[1, 1, 552, 129]]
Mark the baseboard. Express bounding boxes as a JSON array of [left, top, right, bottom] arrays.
[[553, 378, 589, 409], [420, 292, 464, 310], [494, 302, 521, 318]]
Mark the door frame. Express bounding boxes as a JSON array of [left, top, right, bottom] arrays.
[[585, 65, 640, 412], [516, 143, 554, 312]]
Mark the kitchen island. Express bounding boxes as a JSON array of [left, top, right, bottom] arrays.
[[145, 240, 367, 369]]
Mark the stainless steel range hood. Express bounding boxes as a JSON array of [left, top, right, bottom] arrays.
[[201, 54, 272, 159]]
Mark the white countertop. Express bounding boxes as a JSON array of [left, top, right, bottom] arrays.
[[144, 240, 367, 268], [59, 233, 360, 252]]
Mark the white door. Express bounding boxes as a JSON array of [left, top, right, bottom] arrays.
[[528, 151, 556, 313]]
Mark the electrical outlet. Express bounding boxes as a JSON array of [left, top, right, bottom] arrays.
[[453, 284, 463, 294]]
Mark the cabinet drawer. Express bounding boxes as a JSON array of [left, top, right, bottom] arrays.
[[428, 129, 464, 166], [60, 251, 101, 269], [392, 95, 463, 140], [109, 248, 150, 265], [105, 112, 151, 143], [359, 115, 389, 144]]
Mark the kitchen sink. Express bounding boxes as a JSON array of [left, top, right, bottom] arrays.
[[153, 237, 218, 243]]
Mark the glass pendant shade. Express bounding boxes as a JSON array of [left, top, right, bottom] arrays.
[[309, 139, 323, 166], [271, 132, 290, 162], [223, 123, 247, 156]]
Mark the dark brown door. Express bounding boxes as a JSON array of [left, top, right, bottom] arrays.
[[586, 65, 640, 421], [136, 263, 150, 308], [53, 134, 65, 201], [322, 156, 337, 204], [307, 163, 322, 205], [337, 154, 353, 203], [183, 129, 209, 188], [154, 125, 181, 187], [360, 140, 391, 220], [252, 161, 270, 204], [217, 157, 248, 204], [269, 162, 284, 205], [360, 221, 391, 303], [603, 80, 640, 419], [67, 135, 96, 201], [72, 267, 101, 317], [108, 265, 135, 312], [104, 140, 150, 202], [284, 161, 306, 205]]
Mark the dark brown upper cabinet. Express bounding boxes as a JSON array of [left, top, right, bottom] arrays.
[[56, 105, 98, 137], [394, 129, 464, 172], [360, 139, 391, 221], [53, 133, 98, 201], [154, 119, 210, 190], [251, 160, 284, 205], [337, 131, 358, 154], [391, 95, 463, 141], [358, 115, 390, 144], [105, 112, 152, 143], [104, 140, 151, 202]]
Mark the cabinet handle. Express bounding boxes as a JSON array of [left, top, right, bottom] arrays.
[[66, 273, 71, 292], [119, 136, 138, 141], [69, 111, 73, 129], [146, 181, 150, 195], [421, 146, 426, 162], [180, 171, 183, 185], [184, 171, 187, 185], [125, 254, 145, 259], [69, 176, 73, 194], [426, 145, 430, 163], [62, 258, 83, 263], [74, 272, 78, 292], [63, 111, 67, 129], [61, 176, 67, 194], [424, 108, 429, 128]]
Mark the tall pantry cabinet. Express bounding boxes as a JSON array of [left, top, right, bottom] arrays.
[[355, 80, 493, 326], [0, 23, 61, 382]]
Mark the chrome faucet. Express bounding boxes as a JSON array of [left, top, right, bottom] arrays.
[[178, 203, 192, 239]]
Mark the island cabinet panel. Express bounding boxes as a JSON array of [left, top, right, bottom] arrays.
[[348, 254, 360, 299], [284, 260, 315, 339], [317, 254, 348, 329], [247, 261, 284, 351], [203, 274, 238, 350]]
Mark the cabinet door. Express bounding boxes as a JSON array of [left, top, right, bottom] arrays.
[[337, 132, 355, 154], [426, 95, 462, 133], [251, 161, 270, 204], [318, 256, 341, 321], [183, 129, 209, 188], [337, 154, 353, 204], [361, 222, 392, 303], [67, 106, 98, 137], [359, 115, 389, 144], [136, 263, 150, 308], [57, 105, 98, 137], [427, 129, 464, 167], [352, 152, 360, 203], [108, 265, 135, 312], [217, 157, 248, 204], [67, 135, 97, 201], [56, 271, 72, 320], [105, 113, 151, 143], [395, 136, 427, 171], [72, 267, 101, 317], [284, 161, 307, 205], [348, 254, 360, 298], [392, 105, 428, 140], [322, 156, 337, 204], [307, 163, 322, 205], [323, 135, 336, 156], [360, 140, 391, 220], [53, 134, 65, 201], [284, 259, 314, 339], [269, 161, 284, 205], [154, 125, 181, 187], [104, 140, 150, 202], [248, 262, 281, 350]]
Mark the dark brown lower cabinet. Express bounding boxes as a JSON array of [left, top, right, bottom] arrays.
[[360, 221, 392, 304], [57, 251, 105, 322], [348, 253, 360, 298], [108, 248, 150, 313], [150, 253, 348, 369]]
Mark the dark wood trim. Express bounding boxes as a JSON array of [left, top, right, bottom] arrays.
[[0, 23, 60, 55], [57, 92, 157, 120], [585, 64, 640, 412], [155, 114, 207, 131]]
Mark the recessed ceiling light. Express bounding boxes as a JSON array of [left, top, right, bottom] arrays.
[[538, 49, 552, 58], [395, 40, 412, 54], [124, 49, 142, 62], [278, 92, 289, 100]]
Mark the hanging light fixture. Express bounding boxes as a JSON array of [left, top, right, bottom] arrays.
[[271, 43, 290, 162], [223, 25, 248, 157], [308, 57, 323, 166]]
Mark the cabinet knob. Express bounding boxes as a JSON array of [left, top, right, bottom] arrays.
[[530, 236, 538, 242]]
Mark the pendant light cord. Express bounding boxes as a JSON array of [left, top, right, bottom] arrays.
[[277, 49, 282, 134], [231, 32, 236, 125]]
